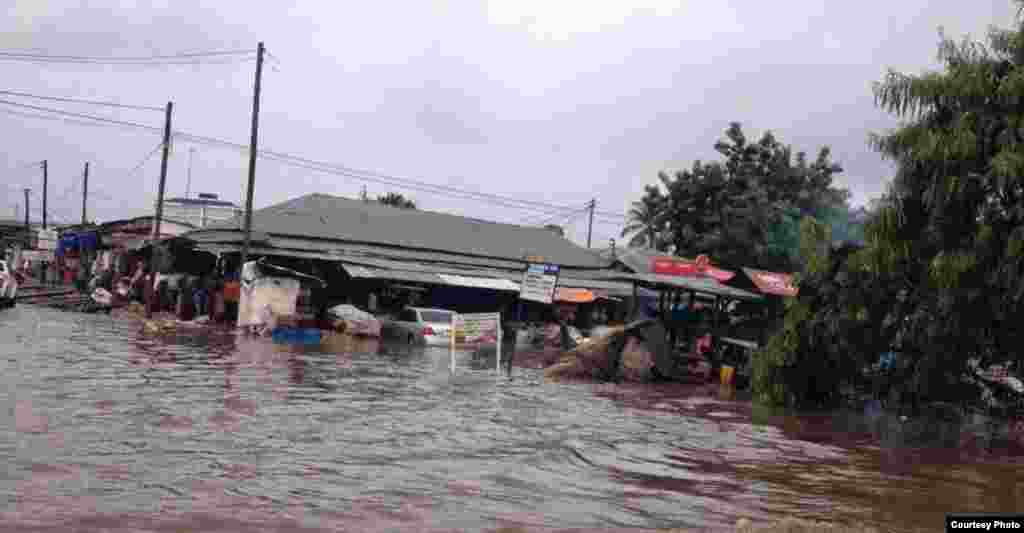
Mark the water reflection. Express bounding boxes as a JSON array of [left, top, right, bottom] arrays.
[[0, 307, 1021, 533]]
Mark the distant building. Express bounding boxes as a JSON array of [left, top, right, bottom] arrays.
[[161, 194, 241, 229]]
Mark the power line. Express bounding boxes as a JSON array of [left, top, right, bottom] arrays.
[[521, 203, 591, 226], [0, 89, 164, 112], [0, 98, 161, 131], [0, 106, 157, 134], [0, 49, 253, 62], [182, 131, 628, 219], [1, 97, 631, 222], [0, 56, 257, 68]]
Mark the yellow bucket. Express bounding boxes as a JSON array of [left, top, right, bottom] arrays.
[[720, 365, 736, 386]]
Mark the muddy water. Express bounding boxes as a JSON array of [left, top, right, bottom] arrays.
[[1, 306, 1021, 532]]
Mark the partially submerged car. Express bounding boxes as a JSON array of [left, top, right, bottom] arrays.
[[381, 307, 456, 346]]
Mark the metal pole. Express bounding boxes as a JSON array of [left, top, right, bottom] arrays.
[[239, 41, 265, 272], [81, 162, 89, 225], [586, 199, 595, 248], [42, 160, 47, 230]]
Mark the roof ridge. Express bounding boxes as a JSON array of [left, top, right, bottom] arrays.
[[256, 192, 583, 234]]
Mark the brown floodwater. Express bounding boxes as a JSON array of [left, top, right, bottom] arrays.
[[1, 305, 1021, 532]]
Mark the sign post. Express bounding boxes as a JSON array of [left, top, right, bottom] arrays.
[[519, 263, 560, 304], [496, 321, 502, 372], [450, 314, 457, 374]]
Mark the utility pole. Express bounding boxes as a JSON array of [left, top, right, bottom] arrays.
[[239, 41, 265, 272], [81, 162, 89, 225], [152, 102, 174, 242], [23, 188, 30, 248], [586, 198, 596, 249], [146, 101, 174, 319], [41, 160, 47, 230], [185, 147, 195, 199]]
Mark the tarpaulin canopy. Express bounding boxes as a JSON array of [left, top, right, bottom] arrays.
[[742, 268, 798, 297], [554, 287, 597, 303], [603, 272, 763, 302], [649, 254, 735, 282]]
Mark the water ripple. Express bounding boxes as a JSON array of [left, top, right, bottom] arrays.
[[0, 307, 1021, 532]]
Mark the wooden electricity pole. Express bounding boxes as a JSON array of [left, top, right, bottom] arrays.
[[81, 162, 89, 225], [23, 188, 30, 248], [239, 41, 266, 272], [145, 101, 174, 319], [586, 199, 596, 248], [41, 160, 47, 230], [151, 101, 174, 242]]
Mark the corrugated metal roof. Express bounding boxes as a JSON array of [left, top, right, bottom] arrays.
[[189, 193, 609, 268], [192, 241, 633, 294], [187, 232, 615, 276]]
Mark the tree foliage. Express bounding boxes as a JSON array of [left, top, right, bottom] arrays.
[[377, 192, 417, 210], [757, 4, 1024, 409], [624, 123, 856, 272]]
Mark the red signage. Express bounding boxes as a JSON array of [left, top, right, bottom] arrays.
[[650, 256, 735, 282]]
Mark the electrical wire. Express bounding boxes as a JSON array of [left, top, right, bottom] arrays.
[[0, 89, 164, 112], [0, 107, 157, 135], [0, 56, 257, 67], [521, 203, 591, 226], [179, 131, 626, 219], [28, 190, 76, 226], [2, 97, 629, 225], [0, 49, 253, 62], [0, 99, 161, 131]]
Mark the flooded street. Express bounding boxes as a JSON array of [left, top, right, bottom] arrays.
[[1, 306, 1022, 532]]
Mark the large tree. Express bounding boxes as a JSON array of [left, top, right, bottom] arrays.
[[646, 123, 850, 271], [757, 3, 1024, 410]]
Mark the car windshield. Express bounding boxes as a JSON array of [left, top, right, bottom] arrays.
[[418, 310, 452, 323]]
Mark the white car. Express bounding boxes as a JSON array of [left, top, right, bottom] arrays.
[[384, 307, 456, 346]]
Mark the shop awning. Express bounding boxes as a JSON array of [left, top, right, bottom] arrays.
[[554, 287, 597, 303], [742, 268, 799, 297], [340, 263, 521, 292], [436, 274, 520, 292], [603, 272, 764, 302]]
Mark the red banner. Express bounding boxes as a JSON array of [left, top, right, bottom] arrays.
[[746, 269, 798, 297], [650, 256, 735, 282]]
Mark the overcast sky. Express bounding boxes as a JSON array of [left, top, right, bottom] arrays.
[[1, 0, 1018, 246]]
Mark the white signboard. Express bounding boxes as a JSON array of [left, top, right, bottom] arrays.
[[454, 312, 501, 345], [36, 229, 58, 251], [450, 312, 503, 372], [519, 263, 560, 304]]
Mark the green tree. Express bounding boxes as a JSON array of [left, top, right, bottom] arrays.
[[650, 123, 850, 271], [377, 192, 417, 209], [757, 3, 1024, 410], [620, 184, 669, 250]]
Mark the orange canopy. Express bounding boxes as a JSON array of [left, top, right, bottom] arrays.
[[554, 287, 596, 303]]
